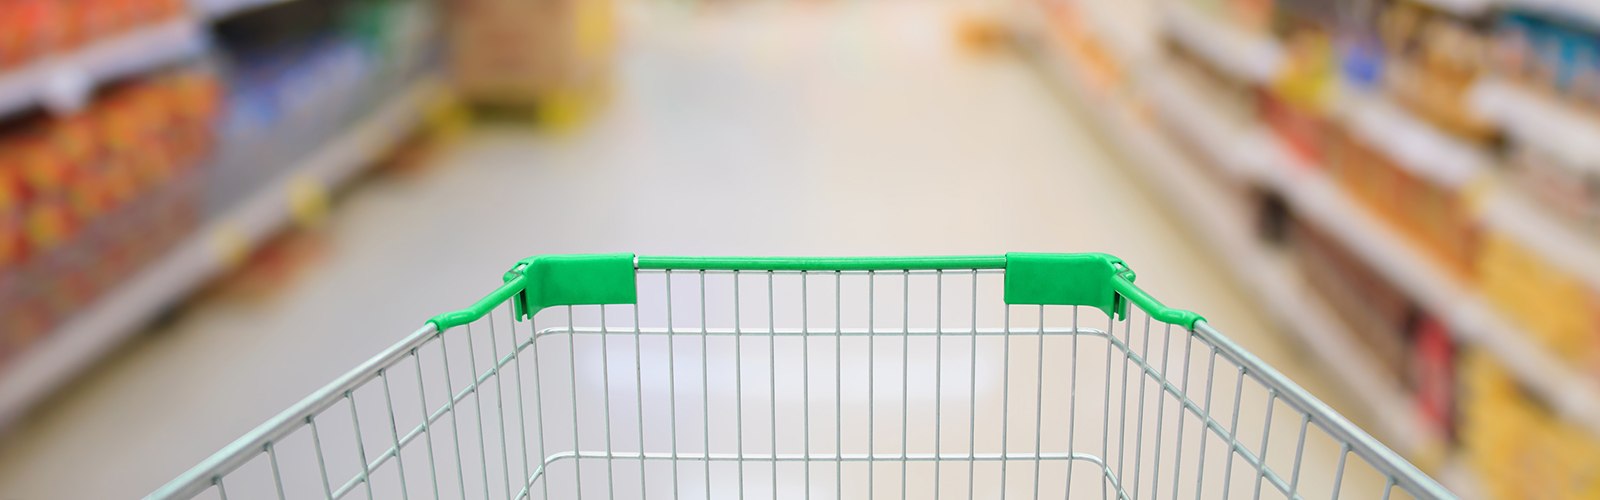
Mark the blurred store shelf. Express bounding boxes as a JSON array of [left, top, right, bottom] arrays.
[[1256, 134, 1600, 441], [1469, 79, 1600, 294], [1408, 0, 1495, 15], [0, 19, 207, 120], [193, 0, 293, 20], [1157, 1, 1281, 85], [1018, 5, 1444, 461], [1500, 0, 1600, 29], [0, 76, 444, 432], [1146, 0, 1600, 441], [1337, 94, 1491, 192], [1407, 0, 1599, 26], [1470, 79, 1600, 173], [1479, 193, 1600, 299]]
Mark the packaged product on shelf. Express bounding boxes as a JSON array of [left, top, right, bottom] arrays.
[[1506, 141, 1600, 225], [1374, 0, 1496, 142], [1410, 313, 1457, 440], [1327, 121, 1481, 278], [1478, 232, 1600, 380], [1178, 0, 1276, 34], [1482, 10, 1600, 225], [445, 0, 615, 112], [0, 69, 219, 366], [1155, 45, 1258, 190], [1036, 0, 1126, 93], [1291, 215, 1416, 381], [1260, 0, 1342, 163], [1165, 40, 1261, 127], [207, 0, 437, 210], [1487, 11, 1600, 110], [1461, 349, 1600, 500], [0, 0, 190, 71]]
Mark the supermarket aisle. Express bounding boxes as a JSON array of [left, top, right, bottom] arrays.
[[0, 0, 1370, 498]]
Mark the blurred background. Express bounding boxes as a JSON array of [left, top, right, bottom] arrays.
[[0, 0, 1597, 497]]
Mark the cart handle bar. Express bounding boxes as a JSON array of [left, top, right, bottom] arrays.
[[426, 253, 1204, 331]]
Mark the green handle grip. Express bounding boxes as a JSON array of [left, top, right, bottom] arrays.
[[426, 253, 1205, 331], [1110, 272, 1206, 328], [426, 275, 528, 332], [635, 255, 1008, 271]]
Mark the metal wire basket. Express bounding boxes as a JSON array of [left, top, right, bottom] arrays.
[[147, 253, 1457, 500]]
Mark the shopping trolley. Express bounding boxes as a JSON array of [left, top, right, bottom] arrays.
[[147, 253, 1458, 500]]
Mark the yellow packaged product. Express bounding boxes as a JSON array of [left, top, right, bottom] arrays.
[[1462, 350, 1600, 500], [1478, 232, 1600, 372]]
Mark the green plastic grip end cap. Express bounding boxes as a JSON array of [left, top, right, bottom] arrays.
[[509, 253, 638, 321], [1004, 252, 1132, 320], [1003, 252, 1204, 329], [426, 253, 639, 331]]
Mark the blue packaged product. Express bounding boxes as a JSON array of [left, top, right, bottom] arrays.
[[1530, 15, 1564, 89], [1490, 14, 1532, 79], [1572, 34, 1600, 106]]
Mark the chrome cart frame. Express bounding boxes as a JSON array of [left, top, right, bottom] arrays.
[[148, 253, 1457, 500]]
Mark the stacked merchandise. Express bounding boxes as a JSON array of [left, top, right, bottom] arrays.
[[1486, 10, 1600, 228], [1476, 7, 1600, 376], [1157, 0, 1600, 497], [0, 0, 445, 427], [207, 0, 436, 209], [1260, 0, 1342, 163], [445, 0, 615, 124], [0, 0, 189, 71], [1469, 9, 1600, 497], [1461, 350, 1600, 500], [1377, 1, 1495, 141], [1346, 1, 1486, 279], [0, 69, 221, 364], [1158, 28, 1262, 189]]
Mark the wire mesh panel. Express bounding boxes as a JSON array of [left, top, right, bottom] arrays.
[[148, 255, 1456, 500]]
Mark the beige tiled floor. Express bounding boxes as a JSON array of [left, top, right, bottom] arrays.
[[0, 1, 1390, 498]]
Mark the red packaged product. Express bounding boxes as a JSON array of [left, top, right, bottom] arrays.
[[1412, 314, 1458, 439]]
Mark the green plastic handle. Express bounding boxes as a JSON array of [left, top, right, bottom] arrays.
[[426, 253, 1205, 331], [426, 275, 528, 332], [636, 255, 1008, 271], [1110, 272, 1206, 328]]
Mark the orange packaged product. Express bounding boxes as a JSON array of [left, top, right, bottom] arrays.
[[1328, 124, 1480, 278], [0, 2, 34, 69], [79, 0, 122, 42], [1477, 232, 1600, 378], [12, 0, 64, 58], [1377, 0, 1497, 142], [24, 197, 73, 252], [0, 157, 25, 274], [51, 115, 111, 220], [1461, 350, 1600, 500], [53, 0, 87, 51]]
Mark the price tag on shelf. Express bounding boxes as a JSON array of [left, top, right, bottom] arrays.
[[287, 175, 330, 228], [208, 223, 251, 270], [40, 66, 92, 115]]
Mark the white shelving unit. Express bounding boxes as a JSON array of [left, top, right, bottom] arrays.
[[0, 19, 207, 120], [1468, 78, 1600, 293], [1255, 134, 1600, 439], [0, 77, 444, 431], [1469, 79, 1600, 172], [193, 0, 294, 20], [1150, 3, 1600, 440], [1501, 0, 1600, 29], [1020, 19, 1441, 458], [1157, 1, 1282, 85], [1410, 0, 1600, 26], [1337, 93, 1492, 190]]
